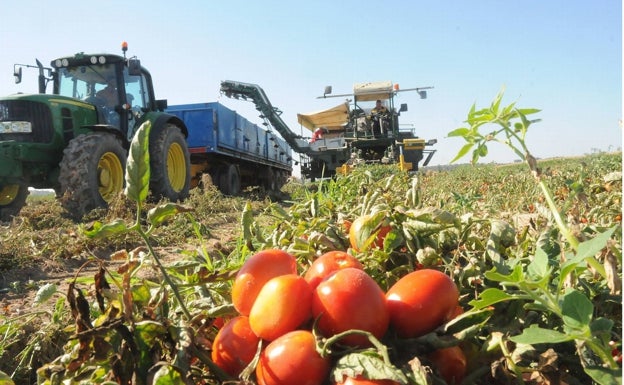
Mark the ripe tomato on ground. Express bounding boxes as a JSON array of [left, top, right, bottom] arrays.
[[249, 274, 313, 340], [211, 316, 260, 377], [256, 330, 330, 385], [334, 375, 400, 385], [304, 250, 364, 289], [386, 269, 459, 338], [349, 214, 392, 252], [428, 345, 467, 384], [231, 249, 298, 315], [312, 267, 389, 347]]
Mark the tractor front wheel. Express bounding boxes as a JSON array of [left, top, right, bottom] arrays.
[[59, 133, 126, 219], [0, 184, 29, 221]]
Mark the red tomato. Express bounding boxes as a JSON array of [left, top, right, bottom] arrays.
[[256, 330, 330, 385], [312, 267, 389, 347], [232, 249, 298, 315], [386, 269, 459, 338], [428, 346, 467, 384], [211, 316, 260, 377], [304, 250, 364, 289], [335, 376, 400, 385], [249, 274, 313, 341], [349, 214, 392, 252]]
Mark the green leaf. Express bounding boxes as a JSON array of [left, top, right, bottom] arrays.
[[82, 219, 129, 238], [447, 127, 471, 137], [147, 202, 194, 227], [583, 366, 622, 385], [575, 226, 618, 260], [332, 352, 408, 384], [33, 283, 57, 306], [509, 325, 574, 344], [484, 265, 523, 284], [469, 288, 514, 309], [444, 307, 493, 334], [561, 289, 593, 331], [590, 317, 614, 335], [449, 143, 474, 163], [527, 247, 550, 280], [125, 120, 151, 203], [0, 370, 15, 385], [152, 364, 185, 385]]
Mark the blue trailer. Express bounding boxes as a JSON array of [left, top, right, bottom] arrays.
[[166, 102, 292, 195]]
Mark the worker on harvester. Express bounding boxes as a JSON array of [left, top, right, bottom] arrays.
[[369, 99, 390, 137]]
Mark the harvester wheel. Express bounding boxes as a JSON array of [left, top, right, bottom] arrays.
[[219, 164, 240, 195], [149, 123, 191, 202], [0, 184, 29, 221], [59, 133, 126, 219]]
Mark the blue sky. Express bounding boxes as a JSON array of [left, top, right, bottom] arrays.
[[1, 0, 621, 169]]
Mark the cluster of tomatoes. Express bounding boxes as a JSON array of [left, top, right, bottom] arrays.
[[210, 224, 466, 385]]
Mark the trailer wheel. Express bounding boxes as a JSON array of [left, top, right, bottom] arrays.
[[150, 123, 191, 202], [220, 164, 240, 195], [263, 167, 278, 192], [59, 133, 126, 218], [0, 184, 29, 221]]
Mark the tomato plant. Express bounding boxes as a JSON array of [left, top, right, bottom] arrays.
[[256, 330, 330, 385], [312, 267, 389, 347], [232, 249, 298, 315], [211, 316, 260, 377], [304, 250, 364, 289], [249, 274, 312, 341], [386, 269, 459, 338], [428, 346, 467, 384]]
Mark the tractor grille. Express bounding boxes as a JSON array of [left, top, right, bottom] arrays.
[[0, 100, 54, 143]]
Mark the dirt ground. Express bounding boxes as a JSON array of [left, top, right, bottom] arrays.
[[0, 218, 239, 318]]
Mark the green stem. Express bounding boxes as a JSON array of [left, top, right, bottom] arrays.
[[321, 330, 391, 365], [138, 229, 192, 320], [537, 180, 579, 250]]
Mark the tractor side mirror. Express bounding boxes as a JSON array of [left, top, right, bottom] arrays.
[[14, 66, 22, 84], [399, 103, 408, 112], [128, 59, 142, 76], [155, 99, 168, 111], [323, 85, 332, 96]]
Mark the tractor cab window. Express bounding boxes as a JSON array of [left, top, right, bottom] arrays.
[[57, 64, 121, 127], [123, 67, 151, 136]]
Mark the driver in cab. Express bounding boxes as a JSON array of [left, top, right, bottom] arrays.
[[369, 99, 389, 137]]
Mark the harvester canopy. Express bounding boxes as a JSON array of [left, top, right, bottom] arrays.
[[353, 81, 394, 102], [297, 102, 349, 132]]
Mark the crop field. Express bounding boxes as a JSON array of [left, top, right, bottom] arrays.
[[0, 146, 620, 385]]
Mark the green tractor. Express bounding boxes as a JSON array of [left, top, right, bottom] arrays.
[[0, 43, 191, 221]]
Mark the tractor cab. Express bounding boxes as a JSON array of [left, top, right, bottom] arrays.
[[48, 46, 162, 141]]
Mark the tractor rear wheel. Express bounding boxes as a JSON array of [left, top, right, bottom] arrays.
[[0, 184, 29, 221], [149, 123, 191, 202], [59, 133, 126, 219]]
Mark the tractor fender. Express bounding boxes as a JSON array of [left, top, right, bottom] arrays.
[[147, 112, 188, 138]]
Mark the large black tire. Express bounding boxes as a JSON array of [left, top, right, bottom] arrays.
[[219, 164, 241, 196], [149, 123, 191, 202], [263, 167, 278, 192], [59, 133, 126, 218], [0, 184, 29, 222]]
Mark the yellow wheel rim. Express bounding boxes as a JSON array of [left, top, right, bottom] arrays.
[[0, 185, 20, 206], [167, 142, 187, 192], [98, 152, 124, 203]]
